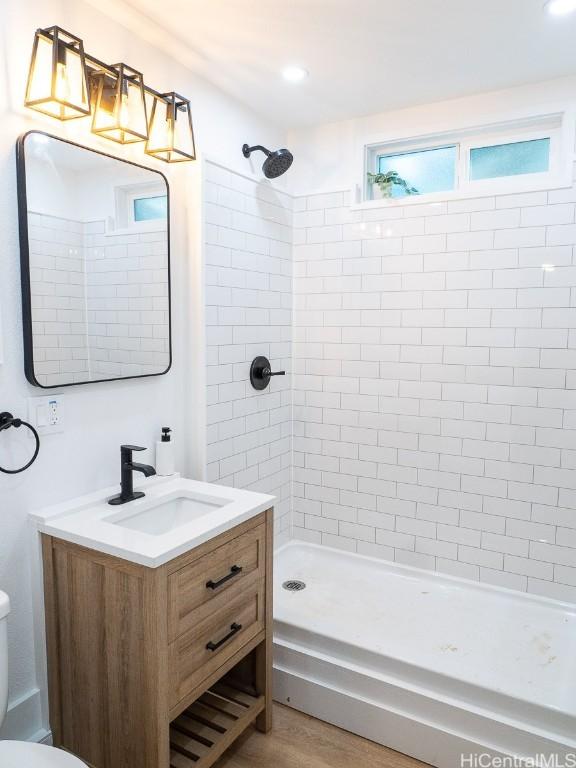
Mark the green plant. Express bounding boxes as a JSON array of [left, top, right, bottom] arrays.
[[367, 170, 418, 198]]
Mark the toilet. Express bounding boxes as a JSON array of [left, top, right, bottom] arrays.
[[0, 591, 87, 767]]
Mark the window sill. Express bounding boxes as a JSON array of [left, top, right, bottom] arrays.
[[105, 223, 168, 237], [351, 172, 574, 211]]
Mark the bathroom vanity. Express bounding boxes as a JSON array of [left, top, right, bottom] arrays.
[[32, 477, 274, 768]]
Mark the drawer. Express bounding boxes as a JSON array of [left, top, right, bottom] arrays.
[[169, 589, 264, 707], [168, 523, 265, 641]]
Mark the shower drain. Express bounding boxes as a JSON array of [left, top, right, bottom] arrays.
[[282, 580, 306, 592]]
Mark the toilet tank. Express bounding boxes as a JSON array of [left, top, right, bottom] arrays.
[[0, 591, 10, 726]]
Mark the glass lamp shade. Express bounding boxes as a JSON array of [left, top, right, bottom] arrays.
[[25, 27, 90, 120], [145, 93, 196, 162], [91, 64, 148, 143]]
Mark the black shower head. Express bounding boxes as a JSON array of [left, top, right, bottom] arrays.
[[242, 143, 294, 178]]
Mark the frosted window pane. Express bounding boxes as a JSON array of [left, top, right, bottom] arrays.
[[469, 139, 550, 180], [377, 145, 456, 197], [134, 195, 167, 221]]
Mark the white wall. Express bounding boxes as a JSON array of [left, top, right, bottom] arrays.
[[288, 77, 576, 197], [0, 0, 286, 742], [204, 160, 293, 547]]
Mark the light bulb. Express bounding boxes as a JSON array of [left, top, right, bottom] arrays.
[[545, 0, 576, 15], [119, 92, 130, 128], [281, 66, 309, 83], [55, 61, 70, 102]]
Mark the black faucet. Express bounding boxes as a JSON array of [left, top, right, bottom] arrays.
[[108, 445, 156, 506]]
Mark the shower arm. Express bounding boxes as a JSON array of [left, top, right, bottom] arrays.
[[242, 144, 272, 158]]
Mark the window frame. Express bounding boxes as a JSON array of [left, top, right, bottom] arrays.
[[377, 142, 459, 197], [113, 181, 168, 233], [355, 109, 575, 209]]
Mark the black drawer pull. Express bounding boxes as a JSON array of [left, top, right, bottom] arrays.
[[206, 622, 242, 652], [206, 564, 243, 590]]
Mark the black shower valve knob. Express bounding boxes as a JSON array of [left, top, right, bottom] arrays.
[[250, 356, 285, 390]]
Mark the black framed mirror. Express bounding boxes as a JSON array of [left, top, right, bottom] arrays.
[[16, 131, 172, 388]]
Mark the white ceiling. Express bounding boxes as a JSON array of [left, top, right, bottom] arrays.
[[120, 0, 576, 128]]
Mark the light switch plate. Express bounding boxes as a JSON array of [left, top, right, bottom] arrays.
[[28, 395, 65, 435]]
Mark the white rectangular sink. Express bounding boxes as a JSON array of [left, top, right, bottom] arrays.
[[108, 492, 229, 535], [30, 475, 275, 567]]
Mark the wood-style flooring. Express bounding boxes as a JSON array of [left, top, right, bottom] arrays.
[[214, 703, 429, 768]]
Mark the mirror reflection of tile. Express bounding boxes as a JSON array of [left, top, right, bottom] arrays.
[[24, 133, 170, 387]]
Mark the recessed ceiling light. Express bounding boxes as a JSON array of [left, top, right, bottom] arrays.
[[281, 66, 309, 83], [544, 0, 576, 15]]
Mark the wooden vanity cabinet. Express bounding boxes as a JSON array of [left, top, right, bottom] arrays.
[[41, 509, 273, 768]]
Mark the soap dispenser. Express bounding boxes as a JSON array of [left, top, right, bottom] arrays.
[[156, 427, 175, 476]]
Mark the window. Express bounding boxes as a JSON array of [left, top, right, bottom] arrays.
[[133, 194, 167, 222], [469, 138, 550, 180], [114, 181, 168, 230], [363, 114, 567, 203], [378, 145, 456, 197]]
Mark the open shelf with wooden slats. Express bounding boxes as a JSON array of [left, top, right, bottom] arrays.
[[170, 683, 265, 768]]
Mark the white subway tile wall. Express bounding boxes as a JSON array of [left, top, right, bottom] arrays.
[[204, 161, 293, 545], [293, 184, 576, 603], [29, 213, 90, 385], [29, 212, 169, 385], [84, 221, 170, 380]]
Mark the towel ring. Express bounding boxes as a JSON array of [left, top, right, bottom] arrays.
[[0, 411, 41, 474]]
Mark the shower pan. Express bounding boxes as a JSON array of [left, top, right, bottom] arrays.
[[273, 541, 576, 767]]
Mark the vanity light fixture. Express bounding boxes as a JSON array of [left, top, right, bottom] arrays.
[[91, 64, 148, 143], [24, 26, 196, 163], [25, 27, 90, 120], [145, 92, 196, 163]]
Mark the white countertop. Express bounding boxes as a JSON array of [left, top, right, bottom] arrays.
[[30, 475, 275, 568]]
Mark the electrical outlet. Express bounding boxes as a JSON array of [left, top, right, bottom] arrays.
[[48, 399, 59, 426], [28, 395, 65, 435]]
